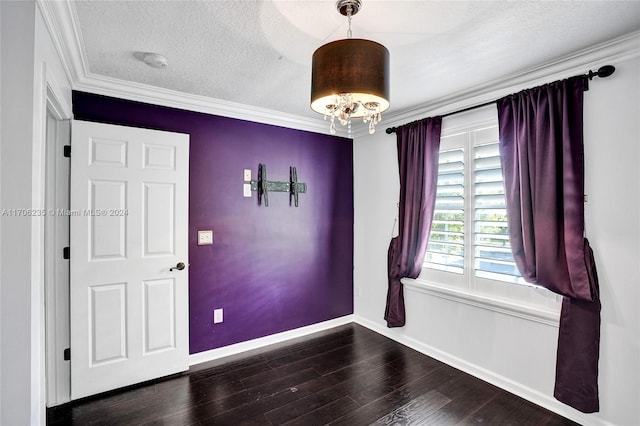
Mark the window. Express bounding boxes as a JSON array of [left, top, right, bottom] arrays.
[[425, 146, 465, 274], [424, 116, 523, 284], [411, 107, 559, 320], [425, 133, 523, 282], [472, 141, 522, 283]]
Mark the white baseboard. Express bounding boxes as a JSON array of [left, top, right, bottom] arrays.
[[353, 315, 610, 426], [188, 315, 355, 367]]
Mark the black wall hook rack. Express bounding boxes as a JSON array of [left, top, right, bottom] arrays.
[[250, 164, 307, 207]]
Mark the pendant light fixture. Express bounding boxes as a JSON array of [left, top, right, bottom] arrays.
[[311, 0, 390, 135]]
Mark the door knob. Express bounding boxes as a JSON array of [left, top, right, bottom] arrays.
[[170, 262, 186, 271]]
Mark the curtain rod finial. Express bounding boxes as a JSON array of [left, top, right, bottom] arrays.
[[386, 127, 397, 134], [588, 65, 615, 80]]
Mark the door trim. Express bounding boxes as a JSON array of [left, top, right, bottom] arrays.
[[44, 81, 72, 407]]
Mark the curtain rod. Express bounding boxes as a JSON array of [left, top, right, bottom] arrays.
[[385, 65, 616, 134]]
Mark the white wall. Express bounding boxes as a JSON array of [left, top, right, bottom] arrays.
[[0, 1, 72, 425], [1, 3, 38, 424], [583, 57, 640, 426], [0, 2, 3, 422], [353, 56, 640, 426]]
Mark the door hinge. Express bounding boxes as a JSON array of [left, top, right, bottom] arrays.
[[63, 348, 70, 361], [63, 247, 70, 260], [63, 145, 71, 158]]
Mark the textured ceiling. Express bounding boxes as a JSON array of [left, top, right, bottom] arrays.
[[72, 0, 640, 122]]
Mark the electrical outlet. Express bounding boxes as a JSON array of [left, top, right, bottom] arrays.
[[243, 169, 251, 181], [213, 308, 223, 324]]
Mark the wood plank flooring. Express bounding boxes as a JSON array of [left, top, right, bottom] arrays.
[[47, 323, 580, 425]]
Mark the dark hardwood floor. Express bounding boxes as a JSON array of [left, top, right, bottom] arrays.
[[47, 323, 580, 425]]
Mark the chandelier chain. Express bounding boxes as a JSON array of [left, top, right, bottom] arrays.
[[347, 5, 353, 38]]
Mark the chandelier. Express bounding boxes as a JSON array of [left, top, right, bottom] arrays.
[[310, 0, 390, 135]]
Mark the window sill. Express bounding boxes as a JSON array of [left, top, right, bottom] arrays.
[[401, 277, 561, 327]]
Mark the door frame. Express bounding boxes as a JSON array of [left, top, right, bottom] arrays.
[[43, 81, 72, 406], [42, 96, 192, 406]]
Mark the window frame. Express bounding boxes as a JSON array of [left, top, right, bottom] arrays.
[[403, 106, 561, 325]]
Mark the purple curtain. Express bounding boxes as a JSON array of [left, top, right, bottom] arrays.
[[497, 76, 601, 413], [385, 117, 442, 327]]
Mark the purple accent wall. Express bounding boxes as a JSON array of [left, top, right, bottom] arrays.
[[73, 91, 354, 354]]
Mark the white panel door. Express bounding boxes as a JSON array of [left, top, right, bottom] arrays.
[[70, 120, 189, 399]]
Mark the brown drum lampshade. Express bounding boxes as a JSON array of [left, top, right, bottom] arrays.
[[309, 0, 390, 134], [311, 39, 389, 118]]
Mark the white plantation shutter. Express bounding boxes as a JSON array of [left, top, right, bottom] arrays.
[[473, 142, 522, 283], [424, 124, 522, 285], [425, 147, 465, 274]]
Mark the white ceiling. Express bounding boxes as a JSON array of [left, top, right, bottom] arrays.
[[58, 1, 640, 129]]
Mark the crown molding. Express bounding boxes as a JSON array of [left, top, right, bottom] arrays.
[[36, 0, 347, 137], [382, 30, 640, 131], [39, 0, 638, 139], [38, 0, 88, 89], [73, 72, 343, 136]]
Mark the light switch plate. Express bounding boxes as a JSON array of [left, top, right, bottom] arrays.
[[198, 230, 213, 245], [243, 169, 251, 181], [243, 183, 252, 197]]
